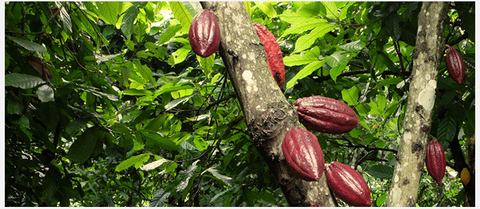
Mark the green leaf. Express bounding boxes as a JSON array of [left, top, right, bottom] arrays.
[[257, 2, 277, 17], [293, 24, 335, 53], [121, 5, 138, 40], [144, 114, 173, 131], [376, 193, 388, 206], [386, 14, 401, 41], [115, 153, 151, 172], [5, 73, 45, 89], [437, 116, 457, 143], [158, 24, 182, 45], [170, 44, 192, 65], [134, 60, 157, 86], [205, 166, 233, 187], [286, 60, 324, 90], [96, 2, 123, 25], [322, 2, 338, 19], [143, 132, 178, 151], [36, 85, 55, 102], [176, 160, 199, 192], [155, 83, 194, 96], [341, 86, 359, 106], [56, 2, 73, 35], [367, 165, 394, 179], [150, 189, 171, 207], [123, 89, 153, 96], [339, 40, 366, 51], [68, 127, 100, 164], [141, 158, 168, 171], [325, 51, 349, 81], [6, 35, 47, 52], [6, 95, 24, 115], [169, 2, 193, 32], [165, 95, 192, 112], [199, 55, 215, 76], [283, 46, 320, 66], [65, 118, 90, 136]]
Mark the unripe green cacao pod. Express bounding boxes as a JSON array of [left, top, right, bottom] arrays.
[[188, 9, 221, 58], [446, 46, 466, 85], [253, 23, 286, 89], [282, 127, 325, 181], [461, 167, 470, 185], [325, 161, 371, 207], [426, 139, 446, 185], [295, 96, 360, 134]]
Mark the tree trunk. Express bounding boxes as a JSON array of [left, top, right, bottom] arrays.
[[200, 1, 335, 206], [386, 2, 449, 206]]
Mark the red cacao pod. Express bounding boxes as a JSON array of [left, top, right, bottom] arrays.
[[253, 23, 285, 88], [188, 9, 221, 58], [310, 204, 322, 207], [325, 161, 371, 207], [295, 96, 360, 134], [445, 46, 466, 84], [282, 127, 325, 181], [426, 139, 446, 185]]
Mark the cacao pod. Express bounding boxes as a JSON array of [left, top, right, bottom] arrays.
[[426, 139, 446, 185], [461, 167, 470, 185], [295, 96, 360, 134], [445, 46, 466, 84], [253, 23, 285, 88], [188, 9, 221, 58], [310, 204, 322, 207], [282, 127, 325, 181], [325, 161, 371, 207]]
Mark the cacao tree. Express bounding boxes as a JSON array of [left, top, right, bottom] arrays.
[[5, 1, 474, 207]]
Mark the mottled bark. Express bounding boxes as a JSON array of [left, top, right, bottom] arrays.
[[386, 2, 449, 206], [200, 2, 335, 206]]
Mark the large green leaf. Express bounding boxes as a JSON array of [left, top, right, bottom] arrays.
[[158, 24, 182, 45], [115, 153, 151, 172], [341, 86, 359, 106], [169, 2, 193, 32], [6, 35, 47, 52], [437, 116, 457, 143], [286, 60, 325, 90], [143, 132, 179, 151], [96, 2, 123, 25], [321, 1, 338, 19], [293, 23, 335, 53], [5, 73, 45, 89], [121, 5, 138, 40], [368, 165, 394, 179], [283, 46, 320, 66], [56, 2, 73, 34], [68, 127, 101, 164], [257, 2, 277, 17]]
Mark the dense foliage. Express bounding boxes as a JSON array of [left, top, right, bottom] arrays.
[[5, 2, 474, 206]]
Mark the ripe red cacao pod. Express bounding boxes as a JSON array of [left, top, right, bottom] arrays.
[[310, 204, 322, 207], [325, 161, 371, 207], [282, 127, 325, 181], [295, 96, 360, 134], [426, 139, 446, 185], [188, 9, 221, 58], [253, 23, 286, 88], [445, 46, 466, 84]]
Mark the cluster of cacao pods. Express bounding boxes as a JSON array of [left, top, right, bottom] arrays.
[[253, 23, 286, 89], [282, 96, 370, 206], [188, 9, 221, 58], [445, 46, 466, 85], [295, 95, 360, 134], [426, 139, 446, 185]]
